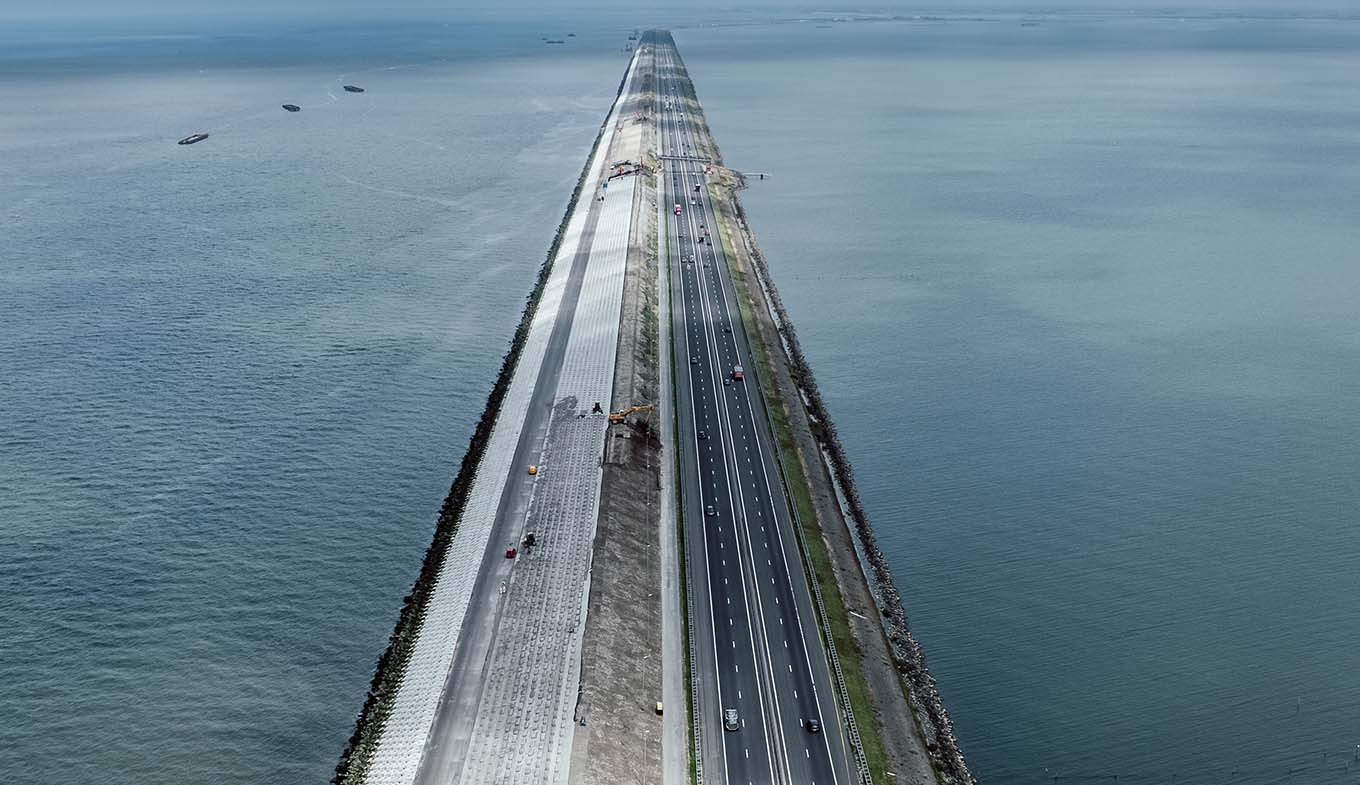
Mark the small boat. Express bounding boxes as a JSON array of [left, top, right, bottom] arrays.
[[545, 39, 565, 45], [342, 85, 365, 93], [282, 104, 301, 112], [177, 133, 209, 145]]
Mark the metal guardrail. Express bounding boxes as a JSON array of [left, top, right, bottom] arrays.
[[685, 513, 703, 785], [658, 154, 713, 163]]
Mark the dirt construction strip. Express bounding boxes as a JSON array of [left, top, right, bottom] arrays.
[[567, 37, 667, 785]]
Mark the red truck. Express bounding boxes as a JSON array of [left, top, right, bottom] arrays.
[[731, 365, 744, 381]]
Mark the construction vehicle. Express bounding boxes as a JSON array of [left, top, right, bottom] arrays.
[[608, 404, 655, 423]]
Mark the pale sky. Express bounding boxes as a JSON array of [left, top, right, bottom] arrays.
[[1, 0, 1352, 21]]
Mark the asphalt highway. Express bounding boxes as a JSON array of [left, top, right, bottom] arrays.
[[654, 31, 856, 785]]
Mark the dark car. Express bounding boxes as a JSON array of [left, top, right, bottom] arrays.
[[806, 718, 821, 733], [705, 505, 717, 517], [698, 430, 708, 440]]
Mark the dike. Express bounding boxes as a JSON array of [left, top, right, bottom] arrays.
[[331, 67, 633, 785]]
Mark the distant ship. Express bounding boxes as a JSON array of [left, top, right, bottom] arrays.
[[567, 33, 576, 37], [545, 39, 566, 45], [343, 85, 365, 93], [177, 133, 209, 145], [282, 104, 301, 112]]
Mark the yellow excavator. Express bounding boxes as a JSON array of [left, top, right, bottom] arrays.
[[608, 404, 655, 423]]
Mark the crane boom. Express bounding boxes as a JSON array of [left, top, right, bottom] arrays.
[[607, 404, 655, 423]]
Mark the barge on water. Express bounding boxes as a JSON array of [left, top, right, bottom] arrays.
[[342, 85, 365, 93], [177, 133, 209, 145], [282, 104, 301, 112]]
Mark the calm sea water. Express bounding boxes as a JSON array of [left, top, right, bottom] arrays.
[[0, 17, 632, 785], [3, 8, 1358, 785], [678, 12, 1360, 785]]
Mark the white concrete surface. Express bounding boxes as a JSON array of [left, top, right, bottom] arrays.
[[456, 175, 638, 785], [361, 49, 641, 785]]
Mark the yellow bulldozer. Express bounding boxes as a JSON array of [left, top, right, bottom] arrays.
[[607, 404, 655, 423]]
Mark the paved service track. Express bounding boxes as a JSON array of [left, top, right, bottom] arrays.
[[654, 31, 856, 785]]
